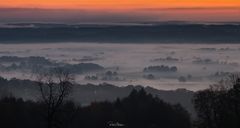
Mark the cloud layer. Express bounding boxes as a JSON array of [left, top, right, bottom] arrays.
[[0, 7, 239, 23]]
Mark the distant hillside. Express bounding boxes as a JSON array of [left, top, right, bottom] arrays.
[[0, 77, 195, 117], [0, 23, 239, 43]]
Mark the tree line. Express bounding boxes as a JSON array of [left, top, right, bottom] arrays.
[[193, 74, 240, 128], [1, 68, 240, 128], [0, 89, 191, 128], [0, 68, 191, 128]]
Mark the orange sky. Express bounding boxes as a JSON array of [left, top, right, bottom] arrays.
[[1, 0, 240, 10], [0, 0, 239, 22]]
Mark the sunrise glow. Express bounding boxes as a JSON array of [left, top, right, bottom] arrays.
[[1, 0, 240, 10], [0, 0, 239, 22]]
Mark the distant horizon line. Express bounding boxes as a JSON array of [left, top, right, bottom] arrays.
[[0, 6, 239, 11], [1, 20, 240, 25]]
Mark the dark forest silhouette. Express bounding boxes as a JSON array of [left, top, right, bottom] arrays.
[[0, 71, 240, 128], [193, 74, 240, 128], [0, 89, 191, 128]]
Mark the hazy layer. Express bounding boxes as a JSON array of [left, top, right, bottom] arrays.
[[0, 42, 240, 91]]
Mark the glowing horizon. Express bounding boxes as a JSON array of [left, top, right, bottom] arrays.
[[1, 0, 240, 10], [0, 0, 239, 22]]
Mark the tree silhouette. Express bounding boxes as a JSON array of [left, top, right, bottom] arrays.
[[36, 68, 74, 128], [0, 87, 191, 128], [193, 73, 240, 128], [80, 88, 191, 128]]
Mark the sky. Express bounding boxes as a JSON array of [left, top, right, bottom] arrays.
[[0, 0, 239, 23]]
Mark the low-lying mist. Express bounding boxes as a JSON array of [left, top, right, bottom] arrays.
[[0, 42, 240, 91]]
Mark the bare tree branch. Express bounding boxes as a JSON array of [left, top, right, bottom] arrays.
[[36, 67, 74, 128]]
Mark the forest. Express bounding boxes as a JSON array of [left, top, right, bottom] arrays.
[[0, 68, 240, 128]]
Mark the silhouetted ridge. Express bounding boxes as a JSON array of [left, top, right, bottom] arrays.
[[0, 77, 195, 116], [0, 24, 239, 43], [0, 88, 191, 128], [80, 88, 191, 128]]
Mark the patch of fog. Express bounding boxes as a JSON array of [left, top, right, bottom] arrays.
[[1, 42, 240, 91]]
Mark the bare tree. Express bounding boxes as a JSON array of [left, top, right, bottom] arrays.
[[210, 73, 240, 91], [194, 73, 240, 128], [36, 68, 74, 128]]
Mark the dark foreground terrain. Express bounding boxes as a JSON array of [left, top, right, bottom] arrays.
[[0, 77, 195, 115], [1, 73, 240, 128], [0, 89, 191, 128]]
